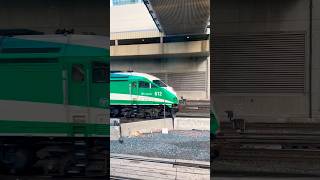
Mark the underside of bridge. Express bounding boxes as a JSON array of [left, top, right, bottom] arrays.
[[143, 0, 210, 35]]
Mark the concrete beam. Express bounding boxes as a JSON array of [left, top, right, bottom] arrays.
[[110, 40, 209, 57], [174, 117, 210, 131], [120, 118, 173, 137]]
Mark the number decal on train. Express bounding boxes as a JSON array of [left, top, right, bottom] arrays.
[[155, 91, 162, 96]]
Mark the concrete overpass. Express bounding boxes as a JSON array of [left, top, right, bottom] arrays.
[[111, 39, 209, 57]]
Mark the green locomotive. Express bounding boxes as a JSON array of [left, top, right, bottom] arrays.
[[0, 34, 109, 175], [211, 110, 219, 137], [211, 105, 220, 159], [110, 71, 179, 119]]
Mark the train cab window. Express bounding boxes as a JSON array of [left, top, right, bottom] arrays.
[[72, 64, 85, 82], [139, 81, 150, 88], [92, 62, 107, 83], [153, 80, 167, 87]]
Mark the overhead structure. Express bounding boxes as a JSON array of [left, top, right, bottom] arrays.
[[143, 0, 210, 35]]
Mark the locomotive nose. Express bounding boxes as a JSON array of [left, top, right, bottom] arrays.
[[166, 86, 176, 96]]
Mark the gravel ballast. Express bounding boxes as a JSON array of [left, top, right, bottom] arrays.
[[110, 130, 210, 161]]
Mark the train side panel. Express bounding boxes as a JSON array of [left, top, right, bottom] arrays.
[[0, 35, 109, 137], [110, 75, 177, 107]]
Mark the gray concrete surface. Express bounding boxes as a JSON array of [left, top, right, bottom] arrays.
[[111, 153, 210, 180], [110, 117, 210, 140]]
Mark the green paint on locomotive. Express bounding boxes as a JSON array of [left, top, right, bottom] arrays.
[[0, 35, 109, 137], [210, 105, 219, 136], [0, 120, 108, 136], [110, 72, 179, 107], [211, 111, 219, 136]]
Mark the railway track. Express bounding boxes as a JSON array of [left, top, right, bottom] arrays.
[[213, 122, 320, 176], [214, 124, 320, 155], [214, 138, 320, 164], [220, 122, 320, 134], [213, 145, 320, 176], [177, 100, 209, 118]]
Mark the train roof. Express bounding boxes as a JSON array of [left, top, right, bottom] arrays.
[[110, 72, 160, 81], [0, 34, 108, 57], [0, 34, 109, 50]]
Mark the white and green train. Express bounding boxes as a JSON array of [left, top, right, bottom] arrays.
[[0, 34, 109, 175], [110, 71, 179, 119]]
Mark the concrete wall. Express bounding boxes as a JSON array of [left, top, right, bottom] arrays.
[[311, 0, 320, 120], [110, 41, 209, 57], [111, 30, 164, 39], [0, 0, 108, 36], [212, 0, 320, 122], [110, 117, 210, 139]]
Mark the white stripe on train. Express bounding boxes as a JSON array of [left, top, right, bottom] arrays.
[[110, 93, 174, 104]]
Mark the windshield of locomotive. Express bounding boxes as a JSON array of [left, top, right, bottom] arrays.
[[153, 80, 167, 87]]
